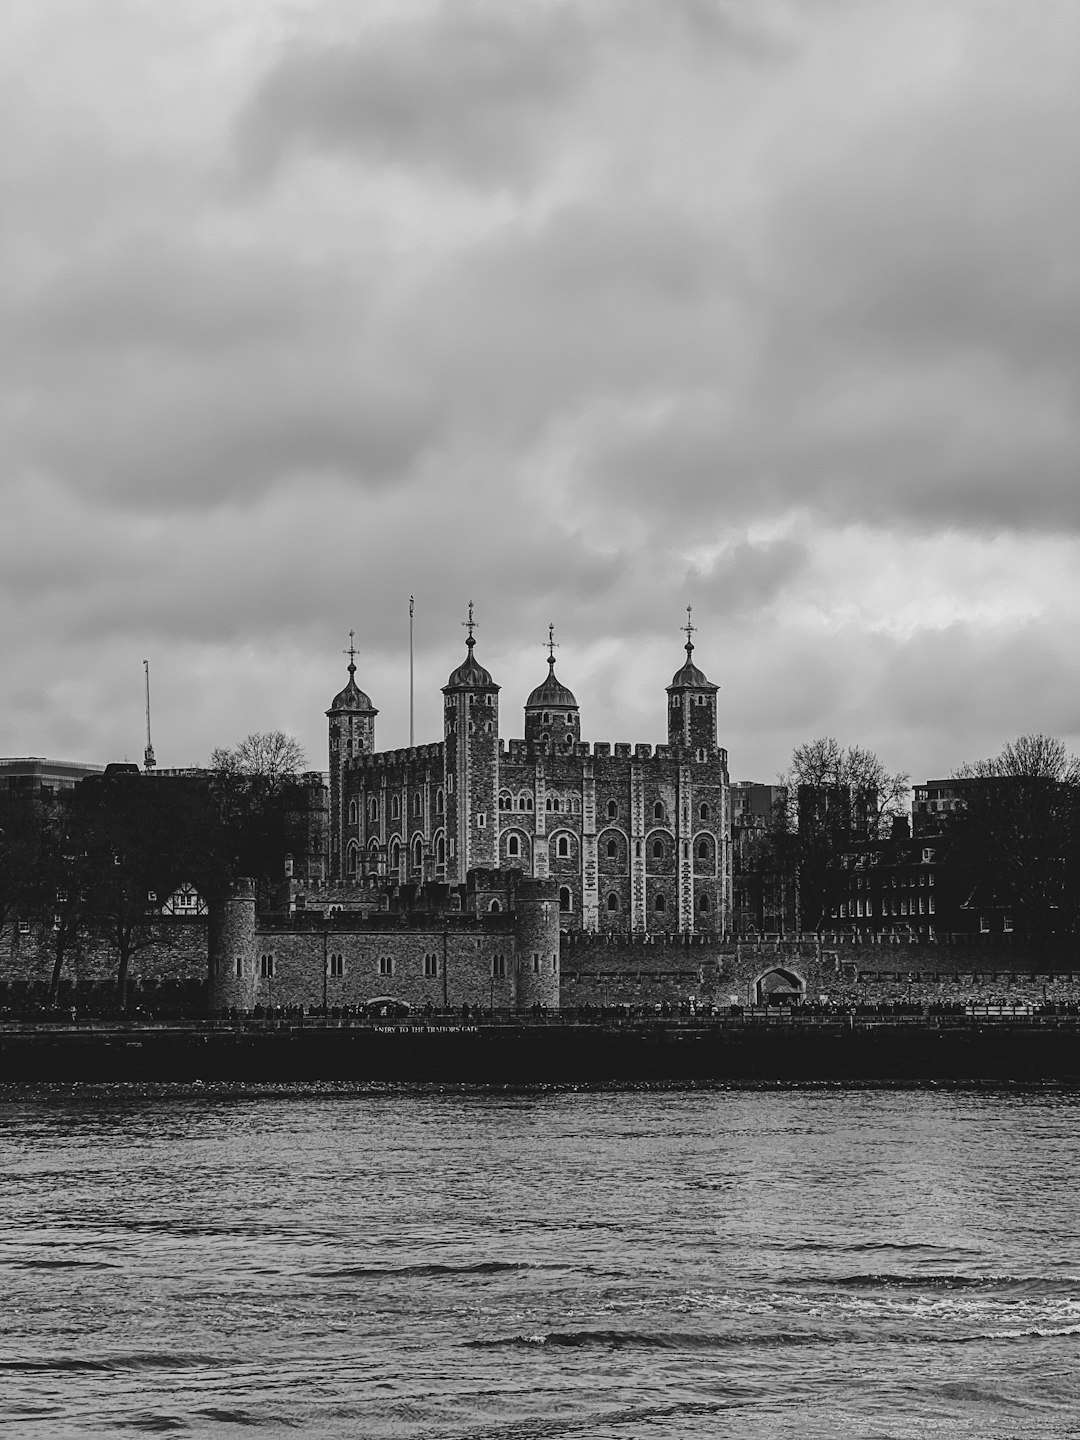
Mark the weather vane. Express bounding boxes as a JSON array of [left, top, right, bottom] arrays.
[[462, 601, 476, 642], [683, 605, 696, 647], [344, 630, 357, 669], [546, 622, 559, 662]]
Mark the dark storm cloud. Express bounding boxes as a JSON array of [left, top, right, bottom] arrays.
[[236, 2, 595, 188]]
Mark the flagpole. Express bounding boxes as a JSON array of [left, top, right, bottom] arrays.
[[409, 595, 415, 748]]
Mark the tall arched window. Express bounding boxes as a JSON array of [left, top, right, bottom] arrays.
[[557, 835, 570, 858], [390, 842, 401, 873], [606, 838, 618, 859], [699, 802, 710, 821], [696, 840, 710, 861], [413, 837, 423, 869], [698, 892, 710, 912], [507, 834, 520, 858], [607, 892, 620, 912], [368, 799, 378, 823], [653, 802, 664, 821], [348, 799, 359, 825], [654, 893, 666, 913], [559, 886, 572, 912], [436, 835, 445, 865], [435, 789, 444, 814], [652, 840, 664, 860], [607, 800, 618, 819], [346, 843, 358, 876]]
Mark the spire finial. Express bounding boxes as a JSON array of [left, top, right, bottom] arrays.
[[462, 600, 476, 648], [683, 604, 696, 653], [343, 629, 357, 676], [546, 622, 559, 666]]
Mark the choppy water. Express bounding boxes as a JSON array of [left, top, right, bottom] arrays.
[[1, 1084, 1079, 1439]]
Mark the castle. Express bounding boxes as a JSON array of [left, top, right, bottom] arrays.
[[326, 607, 733, 936]]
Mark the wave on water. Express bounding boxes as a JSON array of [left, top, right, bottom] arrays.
[[9, 1257, 120, 1270], [467, 1328, 833, 1351], [811, 1273, 1069, 1292], [0, 1352, 215, 1373], [320, 1260, 531, 1279]]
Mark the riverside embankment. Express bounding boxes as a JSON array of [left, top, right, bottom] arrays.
[[2, 1014, 1079, 1083]]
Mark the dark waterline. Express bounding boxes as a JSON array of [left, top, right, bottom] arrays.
[[2, 1084, 1078, 1438]]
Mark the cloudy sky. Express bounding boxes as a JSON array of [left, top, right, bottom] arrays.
[[2, 0, 1078, 786]]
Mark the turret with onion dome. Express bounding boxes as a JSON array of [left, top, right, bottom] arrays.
[[326, 632, 378, 882], [442, 602, 500, 881], [666, 606, 719, 755], [525, 625, 580, 750]]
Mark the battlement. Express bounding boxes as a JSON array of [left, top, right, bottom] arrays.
[[348, 742, 445, 771]]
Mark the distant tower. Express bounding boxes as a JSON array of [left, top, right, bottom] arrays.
[[442, 602, 500, 883], [143, 660, 156, 771], [666, 606, 718, 754], [327, 633, 378, 883], [524, 624, 580, 752]]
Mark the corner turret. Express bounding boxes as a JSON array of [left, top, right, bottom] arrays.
[[328, 632, 378, 882], [667, 607, 718, 756], [524, 624, 579, 752], [442, 603, 500, 882]]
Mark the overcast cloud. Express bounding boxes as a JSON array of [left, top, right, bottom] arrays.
[[2, 0, 1078, 784]]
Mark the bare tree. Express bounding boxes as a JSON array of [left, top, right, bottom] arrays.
[[777, 738, 910, 931], [209, 732, 308, 906], [210, 732, 307, 793], [952, 735, 1080, 936]]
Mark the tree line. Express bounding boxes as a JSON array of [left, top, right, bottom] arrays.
[[0, 732, 308, 1012], [749, 733, 1080, 936]]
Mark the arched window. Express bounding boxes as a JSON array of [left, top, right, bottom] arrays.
[[557, 835, 570, 858], [436, 835, 445, 865], [507, 834, 520, 858], [545, 797, 552, 811], [348, 799, 359, 825], [413, 837, 423, 869], [653, 802, 664, 821], [606, 838, 618, 859], [435, 789, 444, 813], [391, 796, 401, 819], [654, 893, 666, 913], [525, 796, 534, 811], [542, 712, 550, 724], [698, 892, 710, 912], [696, 840, 710, 861], [606, 800, 618, 819], [368, 799, 378, 823], [699, 803, 710, 821], [606, 892, 620, 912], [489, 900, 501, 913], [413, 793, 422, 816], [346, 843, 358, 876], [652, 840, 664, 860], [559, 886, 572, 912], [390, 842, 401, 872], [695, 748, 706, 763], [499, 793, 511, 810]]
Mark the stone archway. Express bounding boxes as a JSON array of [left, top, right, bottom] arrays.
[[755, 967, 805, 1006]]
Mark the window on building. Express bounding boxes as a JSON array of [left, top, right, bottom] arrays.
[[559, 886, 572, 912], [696, 840, 709, 861], [347, 844, 358, 876], [379, 955, 394, 975], [390, 843, 401, 873], [499, 793, 510, 810], [235, 956, 244, 977], [1003, 911, 1012, 932], [507, 834, 520, 858], [329, 953, 344, 977], [413, 793, 422, 816], [607, 892, 620, 912], [424, 953, 438, 977], [652, 840, 664, 860], [492, 955, 506, 977], [413, 838, 423, 869], [436, 836, 446, 865], [391, 796, 400, 819], [17, 919, 30, 935], [477, 813, 486, 828], [695, 749, 706, 763], [542, 712, 550, 724], [260, 954, 274, 978], [699, 803, 710, 821], [653, 802, 664, 821], [979, 915, 989, 933], [525, 796, 533, 811], [532, 954, 540, 973], [606, 839, 618, 859], [349, 800, 359, 825], [698, 893, 710, 912], [654, 893, 666, 913], [435, 789, 444, 813], [489, 899, 501, 913], [607, 800, 618, 819], [557, 836, 570, 858]]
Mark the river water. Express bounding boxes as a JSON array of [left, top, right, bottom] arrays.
[[1, 1084, 1078, 1439]]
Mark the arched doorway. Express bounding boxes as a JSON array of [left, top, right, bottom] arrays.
[[755, 967, 805, 1006]]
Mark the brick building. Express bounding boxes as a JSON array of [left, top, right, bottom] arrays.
[[324, 613, 732, 936]]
